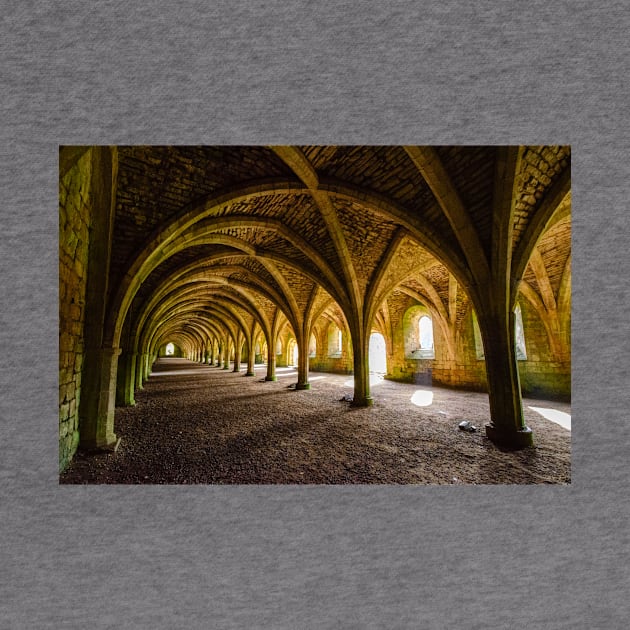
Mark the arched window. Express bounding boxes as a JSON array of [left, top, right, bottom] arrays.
[[327, 323, 343, 357], [419, 316, 433, 351], [165, 342, 175, 356], [404, 305, 435, 359], [308, 333, 317, 357], [514, 304, 527, 360], [472, 311, 484, 359]]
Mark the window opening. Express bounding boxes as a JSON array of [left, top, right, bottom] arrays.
[[328, 324, 343, 357], [472, 311, 484, 359], [419, 316, 434, 351], [368, 332, 387, 374], [514, 304, 527, 360]]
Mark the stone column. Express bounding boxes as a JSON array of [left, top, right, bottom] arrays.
[[233, 338, 242, 372], [350, 323, 373, 406], [135, 352, 147, 390], [135, 353, 144, 389], [245, 338, 255, 376], [80, 346, 120, 450], [77, 147, 120, 451], [116, 351, 137, 406], [296, 333, 310, 390], [479, 308, 533, 448], [222, 337, 230, 369], [265, 336, 277, 381]]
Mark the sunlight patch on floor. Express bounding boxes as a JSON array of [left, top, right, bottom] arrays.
[[410, 390, 434, 407], [528, 406, 571, 431]]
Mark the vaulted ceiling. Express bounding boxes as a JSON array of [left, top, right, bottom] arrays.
[[106, 145, 570, 354]]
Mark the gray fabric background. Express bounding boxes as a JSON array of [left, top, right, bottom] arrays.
[[1, 1, 628, 627]]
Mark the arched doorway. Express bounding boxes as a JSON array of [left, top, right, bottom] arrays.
[[369, 332, 387, 374]]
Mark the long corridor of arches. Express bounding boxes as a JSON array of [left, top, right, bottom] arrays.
[[59, 145, 571, 481]]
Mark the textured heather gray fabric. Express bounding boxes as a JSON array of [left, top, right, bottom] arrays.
[[1, 1, 629, 628]]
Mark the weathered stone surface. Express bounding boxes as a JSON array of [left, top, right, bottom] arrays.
[[59, 149, 93, 471]]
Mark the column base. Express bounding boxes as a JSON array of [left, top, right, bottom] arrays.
[[222, 366, 230, 370], [265, 376, 277, 381], [485, 424, 534, 449], [245, 372, 255, 376], [295, 382, 311, 390], [81, 434, 120, 453], [351, 396, 374, 407]]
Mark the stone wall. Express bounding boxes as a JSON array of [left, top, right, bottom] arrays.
[[517, 299, 571, 400], [309, 355, 353, 374], [383, 296, 570, 400], [59, 150, 92, 471], [308, 324, 353, 374]]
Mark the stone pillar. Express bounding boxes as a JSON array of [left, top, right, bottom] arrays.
[[77, 147, 120, 452], [135, 353, 146, 390], [296, 334, 310, 390], [233, 339, 242, 372], [479, 309, 533, 448], [80, 346, 120, 450], [223, 338, 231, 369], [116, 351, 136, 406], [245, 338, 255, 376], [350, 324, 373, 406], [265, 338, 277, 381]]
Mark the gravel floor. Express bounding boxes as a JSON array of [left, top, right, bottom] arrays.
[[60, 358, 571, 485]]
